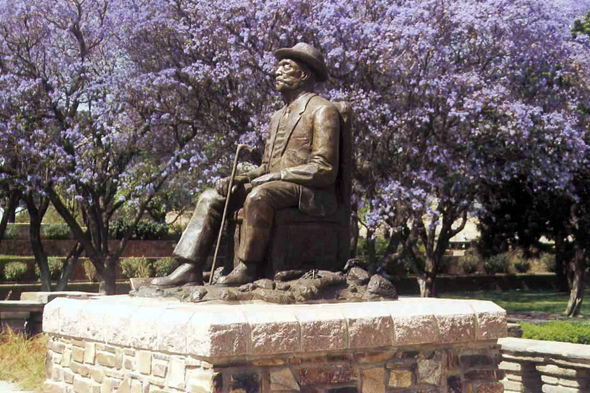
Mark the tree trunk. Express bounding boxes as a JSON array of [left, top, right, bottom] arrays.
[[56, 243, 84, 291], [0, 191, 18, 244], [417, 273, 435, 297], [26, 197, 51, 291], [564, 248, 585, 317], [366, 230, 377, 274], [554, 236, 570, 292], [349, 209, 359, 258], [99, 257, 118, 295]]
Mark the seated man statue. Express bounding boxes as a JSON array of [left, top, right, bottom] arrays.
[[153, 42, 341, 287]]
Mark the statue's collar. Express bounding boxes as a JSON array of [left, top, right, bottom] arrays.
[[283, 92, 316, 116]]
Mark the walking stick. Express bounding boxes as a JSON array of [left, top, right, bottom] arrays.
[[209, 144, 253, 284]]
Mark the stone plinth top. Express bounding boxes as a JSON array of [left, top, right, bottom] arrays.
[[500, 337, 590, 366], [43, 296, 506, 359]]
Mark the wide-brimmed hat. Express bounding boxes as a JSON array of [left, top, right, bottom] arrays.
[[274, 42, 329, 82]]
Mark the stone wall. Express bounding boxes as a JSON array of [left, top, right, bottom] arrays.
[[43, 297, 507, 393], [500, 337, 590, 393]]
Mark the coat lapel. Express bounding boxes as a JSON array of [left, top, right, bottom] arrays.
[[279, 93, 316, 157]]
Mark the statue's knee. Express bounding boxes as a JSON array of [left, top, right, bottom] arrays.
[[245, 188, 269, 209]]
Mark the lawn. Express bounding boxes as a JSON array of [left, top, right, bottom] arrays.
[[443, 289, 590, 318]]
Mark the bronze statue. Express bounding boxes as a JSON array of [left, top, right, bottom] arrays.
[[153, 42, 342, 287]]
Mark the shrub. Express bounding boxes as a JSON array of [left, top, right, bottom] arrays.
[[521, 321, 590, 344], [3, 225, 18, 240], [154, 257, 180, 277], [83, 260, 101, 282], [42, 224, 70, 240], [34, 257, 62, 280], [540, 253, 556, 272], [3, 262, 29, 281], [514, 261, 531, 273], [110, 219, 169, 240], [461, 256, 479, 274], [120, 257, 153, 278], [484, 254, 509, 275]]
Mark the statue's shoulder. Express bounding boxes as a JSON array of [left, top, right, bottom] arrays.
[[308, 95, 339, 114]]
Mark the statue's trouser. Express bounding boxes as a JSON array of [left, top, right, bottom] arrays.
[[173, 181, 300, 267]]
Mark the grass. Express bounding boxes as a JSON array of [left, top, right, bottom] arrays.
[[0, 329, 48, 391], [443, 289, 590, 317]]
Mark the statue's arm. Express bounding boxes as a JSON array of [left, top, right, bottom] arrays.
[[280, 104, 340, 187]]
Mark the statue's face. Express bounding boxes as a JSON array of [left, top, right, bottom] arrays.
[[275, 58, 305, 92]]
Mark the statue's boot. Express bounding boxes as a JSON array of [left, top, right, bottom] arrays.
[[152, 262, 203, 287], [216, 262, 258, 287]]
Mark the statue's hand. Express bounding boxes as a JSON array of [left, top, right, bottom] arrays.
[[215, 175, 248, 197], [251, 172, 281, 187]]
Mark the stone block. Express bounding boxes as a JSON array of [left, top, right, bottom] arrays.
[[152, 360, 167, 378], [90, 368, 103, 384], [385, 301, 439, 346], [72, 347, 85, 363], [59, 299, 92, 338], [541, 375, 559, 385], [537, 364, 589, 378], [246, 306, 300, 355], [104, 302, 140, 347], [186, 371, 221, 393], [270, 368, 300, 391], [101, 377, 120, 393], [361, 367, 385, 393], [433, 301, 476, 343], [498, 361, 521, 372], [465, 369, 498, 381], [64, 369, 75, 384], [165, 357, 186, 390], [118, 377, 142, 393], [43, 298, 62, 334], [61, 348, 72, 367], [542, 386, 581, 393], [230, 372, 260, 393], [96, 352, 117, 368], [73, 376, 100, 393], [469, 301, 506, 340], [298, 364, 356, 386], [138, 351, 152, 375], [128, 305, 165, 350], [388, 369, 412, 387], [342, 303, 393, 349], [77, 300, 113, 343], [51, 365, 64, 382], [416, 353, 443, 385], [123, 357, 135, 371], [296, 307, 347, 352], [185, 307, 248, 357], [71, 362, 90, 378], [474, 382, 504, 393], [52, 341, 66, 354], [84, 343, 96, 365], [157, 308, 194, 355], [356, 352, 395, 364]]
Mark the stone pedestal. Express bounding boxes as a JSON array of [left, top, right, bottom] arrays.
[[43, 296, 506, 393]]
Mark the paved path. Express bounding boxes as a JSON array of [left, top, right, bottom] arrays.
[[0, 381, 34, 393]]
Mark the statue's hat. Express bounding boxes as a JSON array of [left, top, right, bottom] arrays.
[[274, 43, 329, 82]]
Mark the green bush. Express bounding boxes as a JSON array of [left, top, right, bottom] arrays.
[[3, 225, 18, 240], [154, 257, 180, 277], [514, 261, 531, 273], [42, 224, 70, 240], [34, 257, 62, 280], [110, 219, 169, 240], [484, 254, 509, 275], [3, 262, 29, 281], [461, 257, 479, 274], [541, 253, 556, 272], [83, 260, 100, 282], [522, 321, 590, 344], [120, 257, 153, 278]]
